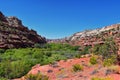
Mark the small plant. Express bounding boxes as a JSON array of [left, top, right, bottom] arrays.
[[72, 64, 83, 72], [103, 59, 113, 67], [90, 56, 97, 65], [24, 73, 49, 80], [103, 55, 116, 67], [91, 77, 112, 80], [108, 65, 119, 74]]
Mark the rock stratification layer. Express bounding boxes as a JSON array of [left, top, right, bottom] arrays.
[[0, 12, 46, 48]]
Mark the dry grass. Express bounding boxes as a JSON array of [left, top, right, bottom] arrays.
[[91, 77, 113, 80], [108, 65, 119, 74]]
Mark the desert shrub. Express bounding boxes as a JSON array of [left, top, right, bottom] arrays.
[[0, 60, 11, 78], [103, 59, 113, 67], [0, 60, 31, 79], [91, 77, 112, 80], [32, 50, 44, 59], [75, 53, 81, 58], [43, 52, 52, 57], [92, 44, 101, 55], [103, 55, 117, 67], [107, 65, 119, 73], [90, 56, 97, 65], [81, 46, 92, 55], [92, 37, 118, 59], [72, 64, 83, 72], [51, 54, 67, 61], [0, 77, 8, 80], [24, 73, 49, 80]]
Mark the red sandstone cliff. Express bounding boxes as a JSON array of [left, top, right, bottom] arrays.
[[0, 12, 46, 48]]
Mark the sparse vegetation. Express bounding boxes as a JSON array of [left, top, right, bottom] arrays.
[[92, 37, 118, 67], [72, 64, 83, 72], [90, 56, 97, 65], [103, 55, 117, 67], [81, 46, 92, 55], [92, 37, 118, 59], [0, 77, 8, 80], [91, 77, 113, 80], [24, 73, 49, 80]]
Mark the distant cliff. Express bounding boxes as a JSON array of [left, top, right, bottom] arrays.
[[48, 24, 120, 54], [0, 12, 46, 48], [67, 24, 120, 46]]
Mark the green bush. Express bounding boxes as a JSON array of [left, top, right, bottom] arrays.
[[72, 64, 83, 72], [24, 73, 49, 80], [90, 56, 97, 65], [0, 60, 31, 79], [103, 56, 116, 67], [81, 46, 91, 55], [51, 54, 67, 61], [92, 37, 118, 59], [0, 77, 8, 80]]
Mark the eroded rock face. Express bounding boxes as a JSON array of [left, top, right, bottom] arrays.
[[49, 24, 120, 45], [7, 16, 23, 27], [0, 11, 46, 48], [67, 24, 120, 46]]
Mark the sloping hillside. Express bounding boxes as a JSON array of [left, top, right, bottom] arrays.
[[0, 12, 46, 48], [48, 24, 120, 55], [68, 24, 120, 45]]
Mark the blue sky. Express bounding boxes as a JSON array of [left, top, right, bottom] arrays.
[[0, 0, 120, 39]]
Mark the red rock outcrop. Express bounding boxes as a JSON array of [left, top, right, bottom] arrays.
[[67, 24, 120, 46], [48, 24, 120, 55], [0, 11, 46, 48]]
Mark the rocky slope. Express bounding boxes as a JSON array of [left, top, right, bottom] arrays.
[[49, 24, 120, 54], [68, 24, 120, 54], [0, 12, 46, 48], [15, 57, 120, 80], [68, 24, 120, 44]]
